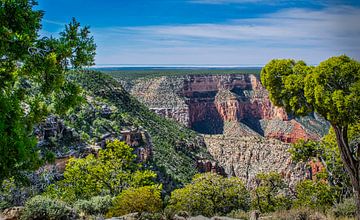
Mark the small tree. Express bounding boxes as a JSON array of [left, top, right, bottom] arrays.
[[251, 172, 291, 213], [106, 185, 163, 217], [294, 179, 335, 210], [45, 140, 157, 202], [261, 55, 360, 218], [167, 173, 250, 217]]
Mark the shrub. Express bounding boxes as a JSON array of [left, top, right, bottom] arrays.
[[294, 180, 335, 210], [331, 197, 356, 217], [106, 185, 163, 217], [21, 195, 78, 220], [251, 172, 292, 213], [45, 140, 157, 203], [227, 210, 249, 220], [74, 195, 112, 216], [139, 212, 166, 220], [167, 173, 250, 217], [263, 208, 327, 220]]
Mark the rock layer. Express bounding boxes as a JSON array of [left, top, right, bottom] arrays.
[[118, 74, 328, 143]]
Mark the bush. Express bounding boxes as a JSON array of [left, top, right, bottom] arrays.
[[74, 195, 112, 216], [45, 140, 157, 203], [331, 197, 356, 217], [167, 173, 250, 217], [263, 208, 327, 220], [21, 195, 78, 220], [106, 185, 163, 217], [251, 172, 292, 213], [294, 180, 335, 210], [139, 212, 166, 220], [227, 210, 249, 220]]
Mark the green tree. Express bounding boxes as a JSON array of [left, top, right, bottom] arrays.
[[167, 173, 250, 217], [251, 172, 291, 213], [294, 179, 335, 210], [106, 185, 163, 217], [45, 140, 157, 203], [0, 0, 96, 181], [290, 130, 353, 202], [261, 55, 360, 218]]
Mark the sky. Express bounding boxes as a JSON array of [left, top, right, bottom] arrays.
[[37, 0, 360, 66]]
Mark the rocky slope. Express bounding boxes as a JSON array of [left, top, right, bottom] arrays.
[[65, 71, 216, 187]]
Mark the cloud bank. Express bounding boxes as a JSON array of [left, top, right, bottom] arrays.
[[93, 6, 360, 65]]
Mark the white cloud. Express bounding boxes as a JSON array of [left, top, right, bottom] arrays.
[[92, 6, 360, 65]]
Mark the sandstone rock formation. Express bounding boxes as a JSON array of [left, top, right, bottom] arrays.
[[118, 74, 328, 144]]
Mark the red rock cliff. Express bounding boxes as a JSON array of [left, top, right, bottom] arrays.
[[121, 74, 326, 143]]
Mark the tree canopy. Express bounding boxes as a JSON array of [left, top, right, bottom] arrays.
[[45, 140, 157, 203], [261, 55, 360, 218], [167, 172, 250, 217], [0, 0, 96, 181]]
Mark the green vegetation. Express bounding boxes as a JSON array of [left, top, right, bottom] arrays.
[[0, 0, 96, 182], [45, 140, 157, 202], [69, 70, 211, 187], [166, 173, 250, 217], [103, 68, 261, 81], [294, 179, 335, 210], [107, 185, 163, 217], [290, 129, 354, 202], [251, 172, 291, 213], [73, 195, 112, 216], [261, 55, 360, 218], [21, 195, 78, 220]]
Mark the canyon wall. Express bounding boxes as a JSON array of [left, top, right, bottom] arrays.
[[116, 73, 329, 186], [121, 74, 328, 143]]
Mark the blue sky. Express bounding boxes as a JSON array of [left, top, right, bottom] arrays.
[[37, 0, 360, 65]]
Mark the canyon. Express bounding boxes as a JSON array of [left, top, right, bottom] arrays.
[[117, 73, 329, 185], [119, 74, 328, 143]]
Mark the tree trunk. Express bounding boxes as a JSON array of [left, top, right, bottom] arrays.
[[333, 125, 360, 220]]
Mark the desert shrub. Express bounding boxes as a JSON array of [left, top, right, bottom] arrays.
[[264, 208, 327, 220], [227, 209, 249, 220], [294, 180, 335, 210], [251, 172, 292, 213], [106, 185, 163, 217], [166, 173, 250, 217], [21, 195, 78, 220], [139, 212, 166, 220], [331, 197, 357, 218], [74, 195, 112, 216]]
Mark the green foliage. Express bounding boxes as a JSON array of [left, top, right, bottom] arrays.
[[261, 55, 360, 216], [305, 56, 360, 126], [167, 173, 250, 217], [263, 207, 327, 220], [74, 195, 112, 216], [106, 185, 163, 217], [45, 140, 157, 202], [251, 172, 291, 213], [69, 70, 212, 189], [331, 197, 357, 218], [260, 59, 313, 115], [294, 180, 335, 210], [21, 195, 78, 220], [289, 128, 353, 201], [0, 0, 96, 181]]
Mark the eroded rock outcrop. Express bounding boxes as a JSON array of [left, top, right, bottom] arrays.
[[204, 134, 306, 188]]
